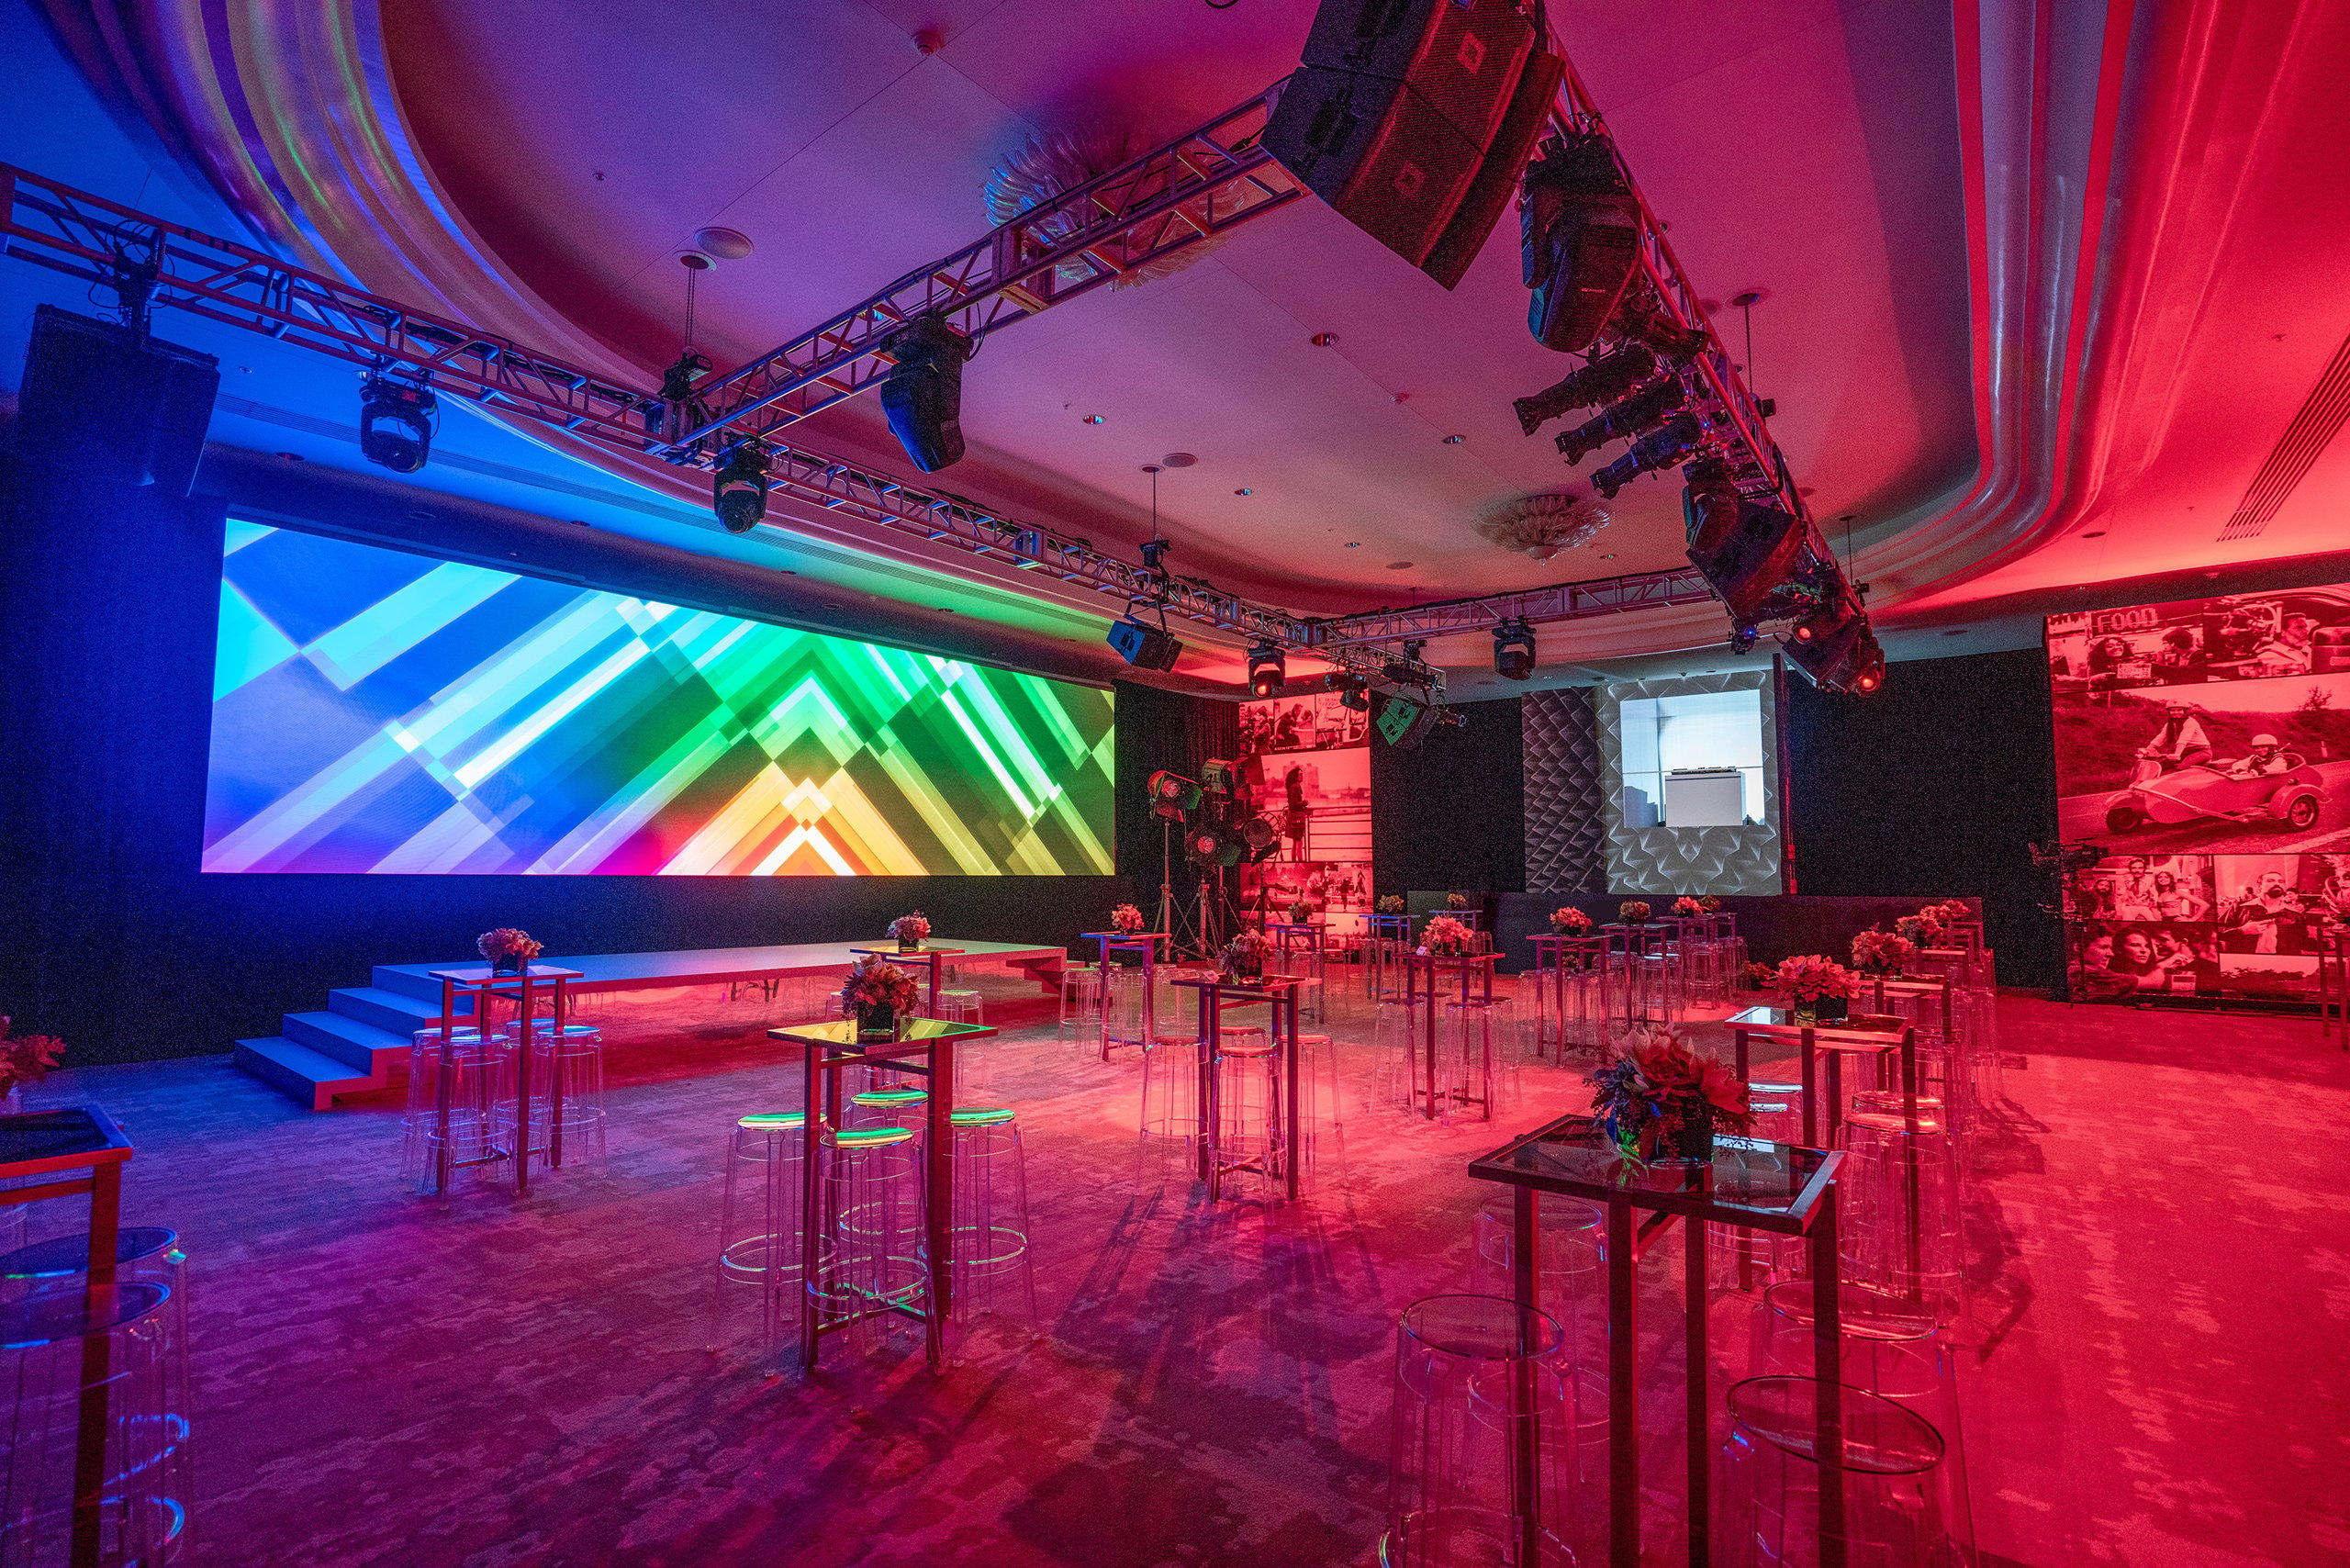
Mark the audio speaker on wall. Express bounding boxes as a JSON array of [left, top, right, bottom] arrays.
[[1267, 0, 1541, 278], [15, 306, 219, 498]]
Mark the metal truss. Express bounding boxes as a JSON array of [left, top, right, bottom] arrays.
[[676, 92, 1304, 451], [1304, 567, 1719, 650], [0, 165, 656, 452]]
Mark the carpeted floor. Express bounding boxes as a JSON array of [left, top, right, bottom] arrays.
[[15, 979, 2349, 1566]]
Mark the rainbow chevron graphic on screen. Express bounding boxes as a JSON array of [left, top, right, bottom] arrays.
[[203, 524, 1115, 874]]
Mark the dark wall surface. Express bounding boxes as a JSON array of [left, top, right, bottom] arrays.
[[1371, 696, 1526, 902], [0, 454, 1210, 1066], [1783, 647, 2060, 987]]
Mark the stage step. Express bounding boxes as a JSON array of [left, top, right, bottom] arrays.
[[330, 985, 442, 1036], [283, 1010, 411, 1079], [233, 1037, 386, 1113]]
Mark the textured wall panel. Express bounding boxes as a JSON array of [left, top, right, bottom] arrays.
[[1522, 688, 1604, 893], [1596, 669, 1784, 895]]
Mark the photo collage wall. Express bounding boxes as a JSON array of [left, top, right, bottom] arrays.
[[1236, 690, 1371, 936], [2048, 583, 2350, 1003]]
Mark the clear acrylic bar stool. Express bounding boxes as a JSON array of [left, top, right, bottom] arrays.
[[1207, 1026, 1283, 1199], [1438, 999, 1519, 1124], [1371, 994, 1428, 1115], [811, 1126, 928, 1351], [0, 1281, 188, 1565], [707, 1111, 804, 1373], [511, 1022, 609, 1177], [401, 1027, 513, 1193], [1719, 1374, 1952, 1568], [948, 1106, 1036, 1328], [1381, 1294, 1579, 1568], [1838, 1110, 1966, 1329], [1057, 960, 1103, 1050]]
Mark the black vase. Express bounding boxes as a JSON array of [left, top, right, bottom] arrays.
[[856, 1001, 899, 1040], [1661, 1110, 1715, 1162], [490, 954, 525, 977], [897, 936, 922, 954]]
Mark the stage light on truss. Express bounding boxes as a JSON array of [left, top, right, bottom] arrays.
[[878, 313, 971, 472], [1147, 769, 1204, 822], [1728, 623, 1760, 655], [1338, 677, 1371, 712], [712, 440, 771, 533], [1556, 376, 1684, 467], [359, 373, 436, 474], [1492, 619, 1536, 681], [1592, 413, 1704, 498], [1246, 642, 1286, 700], [1521, 133, 1642, 354], [1382, 639, 1429, 687], [1513, 342, 1657, 437]]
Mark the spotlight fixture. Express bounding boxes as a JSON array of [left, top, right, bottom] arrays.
[[1613, 292, 1711, 361], [1183, 820, 1244, 868], [1246, 642, 1286, 700], [1512, 342, 1656, 435], [1147, 770, 1204, 822], [1138, 538, 1172, 576], [1239, 815, 1281, 863], [1492, 618, 1537, 681], [1555, 377, 1684, 467], [878, 313, 971, 472], [712, 440, 771, 533], [1107, 616, 1182, 671], [1338, 678, 1371, 712], [1728, 623, 1760, 655], [358, 373, 436, 474], [1592, 413, 1704, 498]]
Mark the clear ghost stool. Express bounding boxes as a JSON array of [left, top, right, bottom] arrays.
[[810, 1125, 928, 1353], [400, 1026, 513, 1193], [707, 1111, 805, 1373], [947, 1106, 1037, 1330], [1718, 1374, 1953, 1568], [1380, 1294, 1578, 1568]]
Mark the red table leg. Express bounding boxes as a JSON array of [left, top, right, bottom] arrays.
[[67, 1162, 122, 1568], [926, 1033, 955, 1370], [1811, 1182, 1847, 1568], [800, 1041, 822, 1373], [1283, 991, 1302, 1200], [1514, 1184, 1544, 1566]]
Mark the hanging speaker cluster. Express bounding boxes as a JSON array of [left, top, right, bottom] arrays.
[[1263, 0, 1564, 289]]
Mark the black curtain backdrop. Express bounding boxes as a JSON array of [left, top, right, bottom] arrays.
[[1783, 647, 2061, 987], [0, 454, 1211, 1067], [1371, 695, 1526, 902]]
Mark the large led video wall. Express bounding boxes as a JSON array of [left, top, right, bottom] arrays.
[[204, 523, 1116, 875], [2049, 584, 2350, 1004]]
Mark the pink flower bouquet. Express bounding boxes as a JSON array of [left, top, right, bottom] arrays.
[[1110, 902, 1147, 935], [887, 911, 932, 950], [1220, 929, 1275, 980], [1550, 907, 1593, 934], [0, 1031, 65, 1100], [476, 928, 543, 975], [1423, 915, 1473, 956], [1851, 928, 1915, 975], [1672, 896, 1705, 919], [843, 956, 921, 1032], [1587, 1024, 1753, 1160], [1618, 901, 1652, 924]]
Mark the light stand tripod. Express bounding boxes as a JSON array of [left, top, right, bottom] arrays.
[[1158, 817, 1234, 961]]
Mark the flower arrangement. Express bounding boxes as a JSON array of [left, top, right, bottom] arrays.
[[1740, 961, 1776, 991], [476, 928, 543, 975], [1851, 928, 1915, 975], [1893, 913, 1938, 946], [1220, 929, 1274, 980], [1550, 906, 1593, 934], [0, 1025, 65, 1100], [1446, 891, 1470, 910], [1699, 895, 1723, 913], [1586, 1024, 1753, 1161], [1774, 955, 1856, 1003], [1110, 902, 1146, 935], [1376, 894, 1405, 914], [887, 911, 932, 950], [1288, 900, 1313, 924], [1618, 901, 1652, 924], [1423, 915, 1474, 955], [1672, 896, 1705, 919], [842, 956, 921, 1025]]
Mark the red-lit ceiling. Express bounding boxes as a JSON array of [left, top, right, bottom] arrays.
[[33, 0, 2350, 686]]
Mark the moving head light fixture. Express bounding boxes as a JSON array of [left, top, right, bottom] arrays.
[[878, 313, 972, 472], [1555, 375, 1684, 467], [1513, 341, 1655, 436], [711, 439, 771, 533], [1591, 412, 1704, 498], [1246, 642, 1286, 699], [1521, 133, 1642, 354], [359, 371, 436, 474], [1492, 618, 1536, 681]]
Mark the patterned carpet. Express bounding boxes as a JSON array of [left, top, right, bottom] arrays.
[[17, 979, 2349, 1566]]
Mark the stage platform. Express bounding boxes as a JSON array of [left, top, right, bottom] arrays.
[[234, 940, 1069, 1110]]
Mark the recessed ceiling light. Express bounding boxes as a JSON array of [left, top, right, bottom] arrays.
[[1386, 561, 1414, 570], [2082, 530, 2106, 538], [1942, 629, 1968, 636], [1310, 332, 1337, 346], [1599, 553, 1616, 560], [1235, 487, 1253, 496], [1344, 541, 1362, 548], [1442, 434, 1465, 445], [1161, 453, 1198, 468], [1082, 414, 1105, 425]]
